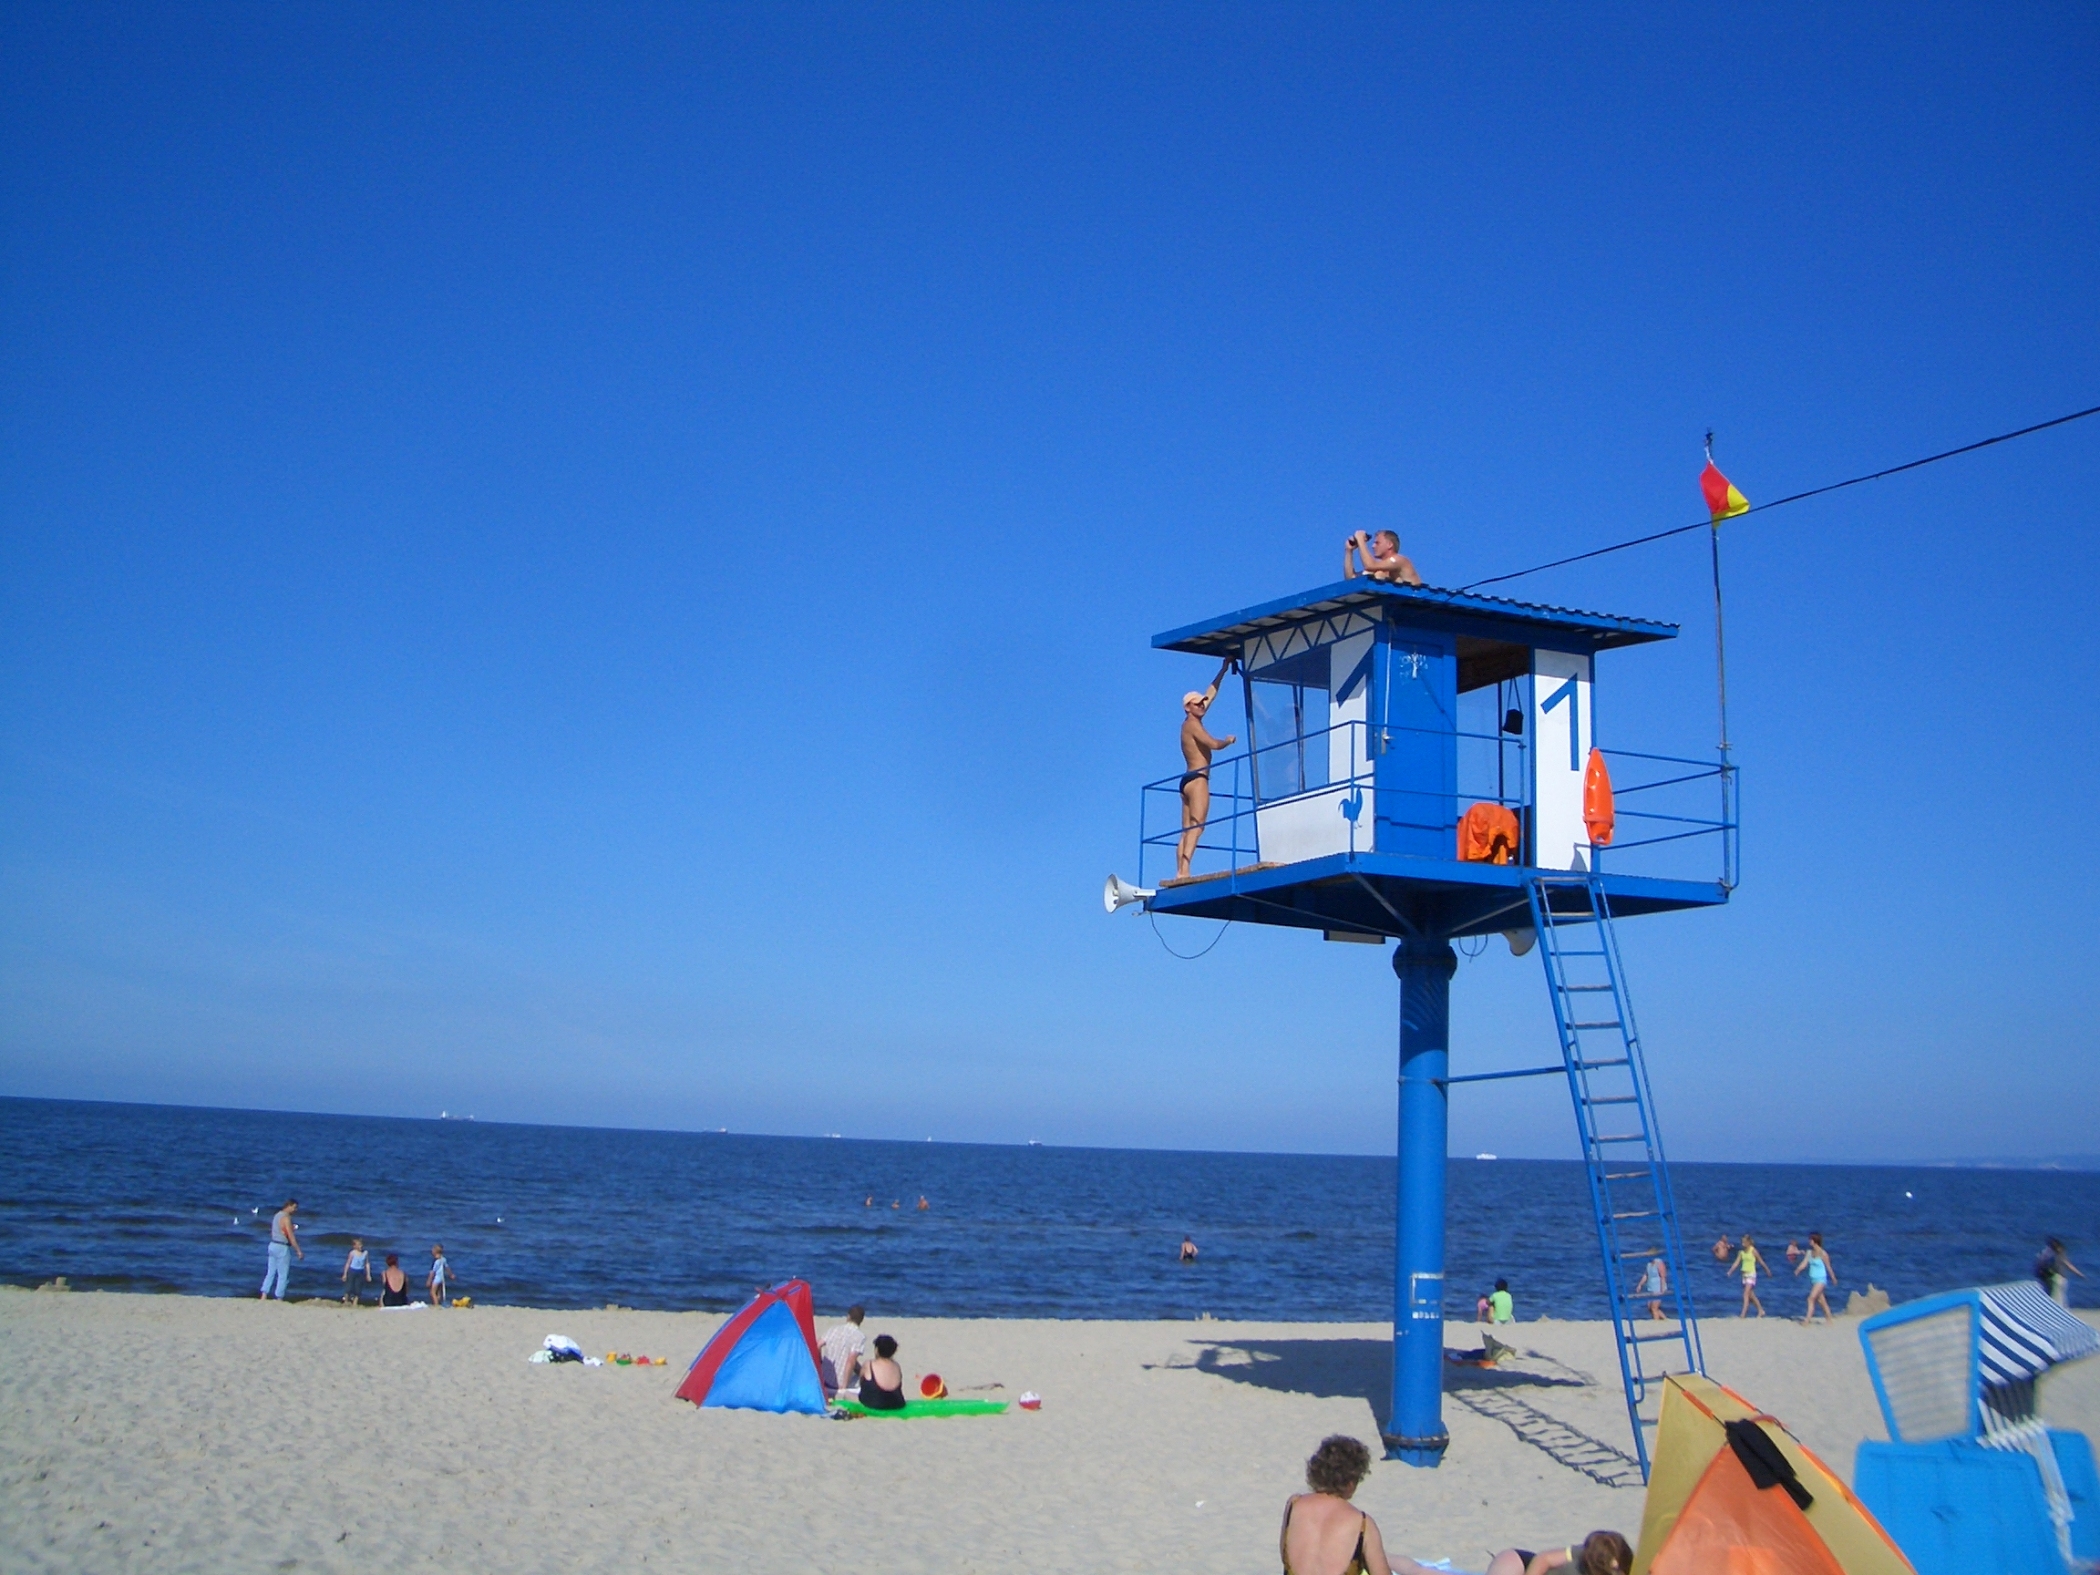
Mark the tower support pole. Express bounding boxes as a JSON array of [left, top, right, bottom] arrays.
[[1386, 934, 1456, 1465]]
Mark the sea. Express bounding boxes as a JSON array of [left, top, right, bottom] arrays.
[[1, 1097, 2093, 1323]]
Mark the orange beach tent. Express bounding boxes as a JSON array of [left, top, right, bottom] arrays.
[[1633, 1374, 1913, 1575]]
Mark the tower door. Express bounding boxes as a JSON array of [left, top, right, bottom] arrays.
[[1532, 649, 1595, 870]]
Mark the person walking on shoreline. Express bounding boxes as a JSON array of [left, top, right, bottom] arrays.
[[342, 1238, 371, 1305], [260, 1199, 302, 1300], [1733, 1234, 1771, 1318], [1635, 1256, 1667, 1321], [1794, 1232, 1836, 1323], [427, 1244, 453, 1307], [2037, 1238, 2084, 1304]]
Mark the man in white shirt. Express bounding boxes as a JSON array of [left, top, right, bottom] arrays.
[[819, 1305, 867, 1396]]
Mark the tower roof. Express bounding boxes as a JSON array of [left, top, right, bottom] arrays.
[[1152, 579, 1678, 658]]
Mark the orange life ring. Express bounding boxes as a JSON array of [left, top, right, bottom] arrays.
[[1584, 748, 1615, 847]]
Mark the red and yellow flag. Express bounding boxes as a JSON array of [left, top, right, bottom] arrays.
[[1700, 460, 1749, 521]]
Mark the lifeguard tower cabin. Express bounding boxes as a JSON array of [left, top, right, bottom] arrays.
[[1116, 578, 1737, 1478]]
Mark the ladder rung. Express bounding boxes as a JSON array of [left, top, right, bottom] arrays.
[[1617, 1246, 1663, 1259], [1603, 1169, 1649, 1180], [1571, 1019, 1623, 1030], [1584, 1095, 1638, 1106], [1628, 1330, 1690, 1344], [1575, 1058, 1630, 1070], [1612, 1209, 1659, 1220], [1554, 949, 1607, 957], [1559, 983, 1613, 993], [1593, 1133, 1647, 1144]]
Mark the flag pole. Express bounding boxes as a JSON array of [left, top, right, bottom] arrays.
[[1705, 431, 1737, 890]]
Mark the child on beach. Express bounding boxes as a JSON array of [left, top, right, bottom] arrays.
[[342, 1239, 371, 1305], [427, 1244, 453, 1307], [1635, 1257, 1666, 1321], [1794, 1232, 1836, 1322], [1488, 1280, 1514, 1324], [1733, 1235, 1771, 1317]]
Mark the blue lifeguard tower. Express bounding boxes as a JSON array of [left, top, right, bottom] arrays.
[[1113, 577, 1737, 1477]]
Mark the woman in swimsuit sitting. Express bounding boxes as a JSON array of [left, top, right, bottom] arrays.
[[1280, 1436, 1400, 1575], [379, 1253, 411, 1307], [857, 1334, 907, 1410], [1485, 1530, 1632, 1575]]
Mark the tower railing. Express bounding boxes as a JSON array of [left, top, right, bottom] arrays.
[[1139, 725, 1737, 891]]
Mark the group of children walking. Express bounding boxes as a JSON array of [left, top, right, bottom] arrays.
[[1711, 1232, 1835, 1321]]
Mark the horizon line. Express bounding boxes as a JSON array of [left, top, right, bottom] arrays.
[[4, 1093, 2095, 1174]]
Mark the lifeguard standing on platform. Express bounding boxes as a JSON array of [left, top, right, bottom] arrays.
[[1176, 657, 1237, 879]]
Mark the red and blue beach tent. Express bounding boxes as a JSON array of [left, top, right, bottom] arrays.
[[674, 1280, 825, 1414]]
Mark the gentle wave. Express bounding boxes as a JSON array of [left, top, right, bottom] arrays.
[[1, 1097, 2090, 1321]]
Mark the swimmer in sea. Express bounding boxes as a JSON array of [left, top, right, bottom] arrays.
[[1712, 1234, 1732, 1264], [1180, 1235, 1198, 1262], [916, 1195, 929, 1211], [1176, 657, 1238, 880], [1794, 1232, 1835, 1323]]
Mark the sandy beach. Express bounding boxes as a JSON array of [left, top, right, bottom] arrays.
[[2, 1288, 2094, 1573]]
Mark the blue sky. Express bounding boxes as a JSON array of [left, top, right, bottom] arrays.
[[3, 5, 2095, 1162]]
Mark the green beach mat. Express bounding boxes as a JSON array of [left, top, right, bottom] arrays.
[[832, 1397, 1008, 1418]]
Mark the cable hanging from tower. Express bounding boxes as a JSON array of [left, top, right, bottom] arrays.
[[1456, 402, 2100, 594]]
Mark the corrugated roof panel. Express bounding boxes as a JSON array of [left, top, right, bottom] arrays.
[[1151, 580, 1677, 655]]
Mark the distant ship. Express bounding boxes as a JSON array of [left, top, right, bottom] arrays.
[[1475, 1152, 1498, 1160]]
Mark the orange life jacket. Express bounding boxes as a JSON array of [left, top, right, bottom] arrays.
[[1457, 802, 1521, 864], [1584, 747, 1615, 846]]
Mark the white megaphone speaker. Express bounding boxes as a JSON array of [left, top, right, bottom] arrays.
[[1503, 927, 1537, 957], [1103, 873, 1156, 914]]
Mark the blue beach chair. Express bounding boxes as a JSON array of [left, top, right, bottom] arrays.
[[1855, 1283, 2099, 1575]]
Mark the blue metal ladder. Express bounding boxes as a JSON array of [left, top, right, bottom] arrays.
[[1526, 871, 1704, 1480]]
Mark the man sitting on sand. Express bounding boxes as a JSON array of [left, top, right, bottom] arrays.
[[1343, 530, 1423, 587], [820, 1305, 867, 1396]]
